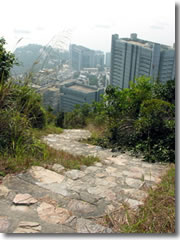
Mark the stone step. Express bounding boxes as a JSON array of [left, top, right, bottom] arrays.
[[0, 129, 167, 233]]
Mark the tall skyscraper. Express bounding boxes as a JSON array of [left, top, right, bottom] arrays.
[[110, 33, 175, 88], [94, 51, 104, 68], [105, 52, 111, 67], [69, 44, 104, 71]]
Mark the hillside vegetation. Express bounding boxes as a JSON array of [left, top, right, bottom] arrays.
[[56, 77, 175, 163], [0, 38, 97, 175]]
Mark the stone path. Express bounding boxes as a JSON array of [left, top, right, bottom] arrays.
[[0, 129, 168, 233]]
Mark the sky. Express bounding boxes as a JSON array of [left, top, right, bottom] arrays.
[[0, 0, 175, 53]]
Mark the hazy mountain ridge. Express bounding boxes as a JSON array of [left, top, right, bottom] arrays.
[[12, 44, 69, 75]]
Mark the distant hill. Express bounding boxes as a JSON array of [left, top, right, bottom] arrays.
[[12, 44, 69, 75]]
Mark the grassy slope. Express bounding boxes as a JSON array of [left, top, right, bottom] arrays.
[[0, 125, 99, 176]]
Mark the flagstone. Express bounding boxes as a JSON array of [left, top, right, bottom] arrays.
[[13, 221, 41, 233], [13, 193, 37, 205], [37, 202, 71, 224]]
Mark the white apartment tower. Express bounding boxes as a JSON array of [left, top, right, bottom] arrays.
[[110, 33, 175, 88]]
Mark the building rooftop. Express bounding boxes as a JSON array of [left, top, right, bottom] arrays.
[[119, 34, 173, 50], [128, 40, 148, 47], [67, 84, 96, 93], [120, 39, 152, 49]]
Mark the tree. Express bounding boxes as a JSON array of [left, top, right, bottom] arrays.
[[152, 79, 175, 105], [93, 76, 175, 162], [0, 38, 16, 83], [135, 99, 175, 162]]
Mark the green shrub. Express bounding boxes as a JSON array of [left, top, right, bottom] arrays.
[[28, 104, 47, 129], [64, 111, 86, 128], [61, 105, 86, 129], [0, 38, 16, 83], [0, 110, 32, 155], [136, 99, 174, 137], [0, 37, 46, 170], [135, 99, 175, 162], [0, 82, 47, 129], [46, 106, 56, 125], [152, 79, 175, 104], [0, 82, 46, 161], [13, 84, 47, 129]]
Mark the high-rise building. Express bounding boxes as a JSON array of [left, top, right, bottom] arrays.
[[105, 52, 111, 67], [69, 44, 104, 71], [110, 33, 175, 88], [158, 48, 176, 83], [69, 44, 82, 71], [94, 51, 104, 68]]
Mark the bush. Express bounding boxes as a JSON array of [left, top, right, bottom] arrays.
[[46, 106, 56, 125], [136, 99, 174, 137], [0, 82, 47, 129], [152, 79, 175, 105], [0, 38, 16, 83], [0, 82, 47, 160], [57, 104, 92, 129], [14, 84, 47, 129], [101, 79, 175, 162], [135, 99, 175, 162], [0, 38, 46, 172], [0, 110, 33, 156], [64, 110, 86, 128], [83, 77, 175, 163]]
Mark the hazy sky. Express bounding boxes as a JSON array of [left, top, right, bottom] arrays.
[[0, 0, 175, 53]]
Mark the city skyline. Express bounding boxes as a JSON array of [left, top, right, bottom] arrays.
[[0, 0, 175, 53]]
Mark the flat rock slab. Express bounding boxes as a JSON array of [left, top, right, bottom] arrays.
[[87, 186, 108, 196], [85, 166, 100, 173], [95, 177, 117, 187], [0, 185, 10, 198], [76, 218, 112, 233], [36, 182, 70, 197], [106, 156, 129, 166], [125, 198, 144, 209], [37, 202, 71, 224], [51, 164, 65, 174], [13, 193, 37, 205], [13, 221, 41, 233], [65, 169, 86, 180], [122, 188, 148, 201], [29, 166, 65, 184], [0, 216, 9, 232], [67, 199, 97, 217], [125, 178, 143, 188]]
